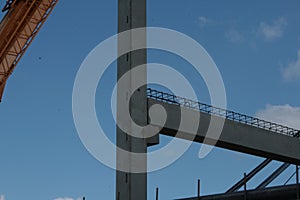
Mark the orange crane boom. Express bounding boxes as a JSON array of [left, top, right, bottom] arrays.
[[0, 0, 58, 101]]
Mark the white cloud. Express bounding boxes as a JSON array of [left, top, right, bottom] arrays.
[[0, 195, 5, 200], [54, 198, 74, 200], [54, 198, 82, 200], [226, 29, 243, 43], [258, 17, 287, 40], [198, 16, 214, 28], [283, 50, 300, 80], [256, 104, 300, 129]]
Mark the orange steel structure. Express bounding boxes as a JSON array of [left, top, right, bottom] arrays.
[[0, 0, 58, 101]]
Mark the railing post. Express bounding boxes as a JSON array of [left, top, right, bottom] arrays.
[[244, 173, 247, 200], [197, 179, 201, 200], [296, 165, 299, 200]]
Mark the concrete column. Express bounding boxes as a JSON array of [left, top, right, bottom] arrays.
[[116, 0, 147, 200]]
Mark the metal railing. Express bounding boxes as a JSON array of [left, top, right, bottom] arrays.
[[147, 88, 300, 138]]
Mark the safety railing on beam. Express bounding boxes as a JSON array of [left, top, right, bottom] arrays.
[[147, 88, 300, 138]]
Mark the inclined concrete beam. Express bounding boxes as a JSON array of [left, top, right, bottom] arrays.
[[148, 99, 300, 165]]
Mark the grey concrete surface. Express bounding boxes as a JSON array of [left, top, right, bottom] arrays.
[[148, 99, 300, 165]]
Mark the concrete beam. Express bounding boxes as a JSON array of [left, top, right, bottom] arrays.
[[148, 99, 300, 165]]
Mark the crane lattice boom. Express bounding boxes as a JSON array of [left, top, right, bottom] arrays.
[[0, 0, 58, 101]]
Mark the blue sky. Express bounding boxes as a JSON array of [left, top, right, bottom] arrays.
[[1, 0, 300, 199]]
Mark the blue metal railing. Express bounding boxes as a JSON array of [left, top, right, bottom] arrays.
[[147, 88, 300, 138]]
